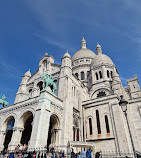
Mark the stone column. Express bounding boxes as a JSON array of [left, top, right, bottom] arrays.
[[102, 65, 107, 80], [8, 127, 24, 151], [0, 131, 6, 151]]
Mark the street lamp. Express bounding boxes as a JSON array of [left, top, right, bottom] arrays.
[[119, 95, 137, 158]]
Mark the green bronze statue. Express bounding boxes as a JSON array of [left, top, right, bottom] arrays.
[[0, 95, 9, 108], [41, 74, 57, 94]]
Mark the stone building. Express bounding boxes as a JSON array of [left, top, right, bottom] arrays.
[[0, 38, 141, 154]]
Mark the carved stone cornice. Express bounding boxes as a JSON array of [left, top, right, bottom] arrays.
[[51, 103, 63, 111], [0, 99, 39, 115], [13, 127, 24, 132]]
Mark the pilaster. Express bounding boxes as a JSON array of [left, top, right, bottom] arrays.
[[28, 90, 53, 149], [0, 131, 6, 151], [8, 127, 24, 151]]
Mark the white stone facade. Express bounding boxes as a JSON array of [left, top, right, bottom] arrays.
[[0, 38, 141, 155]]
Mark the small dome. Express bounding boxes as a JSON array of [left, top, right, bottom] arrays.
[[92, 54, 114, 68], [24, 69, 31, 77], [63, 50, 71, 58]]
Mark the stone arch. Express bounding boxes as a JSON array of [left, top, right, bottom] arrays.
[[47, 114, 60, 150], [91, 87, 111, 98], [16, 109, 35, 146], [17, 108, 35, 128], [1, 113, 16, 131], [1, 115, 15, 149], [37, 81, 43, 91]]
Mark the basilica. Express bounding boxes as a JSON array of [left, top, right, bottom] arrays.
[[0, 38, 141, 154]]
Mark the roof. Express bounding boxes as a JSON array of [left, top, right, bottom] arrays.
[[91, 54, 114, 68]]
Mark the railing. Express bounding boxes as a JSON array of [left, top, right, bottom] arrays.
[[101, 151, 134, 158], [0, 149, 70, 158]]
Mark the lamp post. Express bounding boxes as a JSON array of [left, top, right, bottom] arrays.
[[119, 95, 137, 158]]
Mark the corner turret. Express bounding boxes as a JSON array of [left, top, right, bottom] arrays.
[[61, 50, 72, 69]]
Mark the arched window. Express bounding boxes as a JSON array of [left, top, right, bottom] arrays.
[[75, 73, 78, 78], [87, 71, 90, 79], [37, 81, 43, 91], [81, 71, 85, 80], [77, 129, 79, 141], [99, 71, 102, 79], [89, 118, 93, 135], [96, 110, 101, 134], [105, 115, 110, 133], [73, 128, 75, 141], [111, 71, 113, 78], [43, 60, 47, 72], [29, 89, 32, 98], [107, 70, 110, 78], [96, 73, 99, 80]]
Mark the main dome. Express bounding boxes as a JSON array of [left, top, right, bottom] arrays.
[[72, 37, 96, 62], [72, 48, 96, 61]]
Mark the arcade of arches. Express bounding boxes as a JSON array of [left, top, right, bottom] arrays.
[[1, 111, 33, 150], [0, 112, 60, 150]]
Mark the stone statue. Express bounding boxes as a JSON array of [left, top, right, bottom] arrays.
[[0, 95, 9, 108], [41, 74, 57, 94]]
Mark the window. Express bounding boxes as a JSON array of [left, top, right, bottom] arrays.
[[77, 129, 79, 141], [111, 71, 113, 78], [96, 110, 101, 134], [96, 73, 99, 80], [81, 71, 85, 80], [73, 128, 75, 141], [43, 60, 47, 72], [89, 118, 93, 135], [107, 70, 110, 78], [97, 91, 106, 98], [105, 115, 110, 133], [87, 71, 90, 79], [37, 81, 43, 91], [29, 89, 32, 98], [99, 71, 102, 79], [75, 73, 78, 78]]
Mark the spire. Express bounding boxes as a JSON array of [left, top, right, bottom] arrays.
[[81, 37, 86, 48], [96, 42, 102, 55], [23, 69, 31, 77]]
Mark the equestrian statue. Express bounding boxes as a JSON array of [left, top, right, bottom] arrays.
[[41, 74, 57, 95], [0, 95, 9, 108]]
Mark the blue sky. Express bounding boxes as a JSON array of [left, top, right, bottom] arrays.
[[0, 0, 141, 105]]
